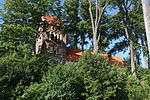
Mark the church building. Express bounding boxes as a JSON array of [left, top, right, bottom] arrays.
[[35, 15, 66, 62], [35, 15, 124, 65]]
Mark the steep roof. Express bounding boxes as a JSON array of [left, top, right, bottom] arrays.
[[65, 47, 124, 66], [44, 15, 61, 26]]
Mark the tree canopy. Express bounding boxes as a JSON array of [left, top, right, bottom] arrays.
[[0, 0, 150, 99]]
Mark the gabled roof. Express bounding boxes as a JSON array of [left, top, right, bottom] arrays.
[[65, 47, 124, 66]]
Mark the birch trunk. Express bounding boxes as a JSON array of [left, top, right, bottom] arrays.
[[144, 55, 148, 68], [130, 42, 136, 75], [141, 37, 148, 68], [93, 33, 99, 54], [88, 0, 110, 54], [125, 27, 136, 76], [141, 0, 150, 58]]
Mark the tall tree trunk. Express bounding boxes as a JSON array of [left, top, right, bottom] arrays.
[[88, 0, 110, 54], [81, 42, 84, 52], [81, 38, 84, 52], [135, 51, 140, 65], [141, 0, 150, 58], [144, 55, 148, 68], [148, 55, 150, 69], [93, 32, 99, 54], [130, 42, 136, 75], [141, 37, 148, 68], [125, 27, 136, 76]]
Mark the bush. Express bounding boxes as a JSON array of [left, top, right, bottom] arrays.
[[2, 52, 150, 100], [18, 63, 85, 100], [75, 53, 128, 100], [18, 53, 129, 100], [125, 70, 150, 100], [0, 52, 54, 100]]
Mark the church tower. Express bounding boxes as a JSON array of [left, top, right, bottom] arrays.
[[35, 15, 67, 62]]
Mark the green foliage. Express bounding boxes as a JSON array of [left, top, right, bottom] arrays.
[[75, 53, 128, 100], [63, 0, 83, 48], [126, 75, 150, 100], [0, 0, 150, 100], [18, 63, 85, 100], [0, 0, 64, 55], [109, 0, 147, 65], [0, 52, 150, 100], [18, 53, 129, 100], [0, 52, 54, 100], [0, 24, 36, 56]]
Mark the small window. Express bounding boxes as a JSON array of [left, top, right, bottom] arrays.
[[55, 36, 57, 42], [49, 34, 51, 40], [59, 34, 60, 40], [51, 34, 54, 41]]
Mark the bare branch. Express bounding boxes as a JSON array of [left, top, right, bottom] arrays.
[[125, 27, 131, 41], [95, 0, 98, 27], [96, 0, 111, 27], [88, 0, 95, 33], [97, 32, 101, 42]]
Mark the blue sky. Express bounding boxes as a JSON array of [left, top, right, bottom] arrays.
[[0, 0, 145, 66], [0, 0, 4, 8], [0, 0, 4, 23]]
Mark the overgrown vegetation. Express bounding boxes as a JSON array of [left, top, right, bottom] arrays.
[[0, 52, 55, 100], [0, 53, 150, 100], [0, 0, 150, 99]]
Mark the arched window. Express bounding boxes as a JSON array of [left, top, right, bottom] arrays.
[[59, 34, 60, 40], [55, 35, 57, 42], [51, 34, 54, 41], [49, 34, 51, 40]]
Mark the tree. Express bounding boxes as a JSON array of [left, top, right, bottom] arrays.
[[62, 0, 81, 48], [111, 0, 138, 76], [87, 0, 111, 54], [109, 1, 149, 68], [141, 0, 150, 59], [0, 0, 63, 55], [0, 52, 54, 100], [0, 0, 62, 99], [62, 0, 89, 51]]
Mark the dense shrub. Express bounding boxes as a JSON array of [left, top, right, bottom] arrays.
[[125, 68, 150, 100], [18, 53, 129, 100], [75, 53, 128, 100], [17, 63, 85, 100], [1, 52, 150, 100], [0, 52, 54, 100]]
